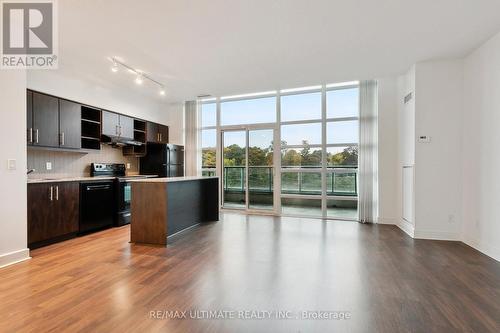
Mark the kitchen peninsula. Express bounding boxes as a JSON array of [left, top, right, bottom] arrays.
[[130, 176, 219, 245]]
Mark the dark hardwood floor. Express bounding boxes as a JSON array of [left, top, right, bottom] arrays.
[[0, 213, 499, 332]]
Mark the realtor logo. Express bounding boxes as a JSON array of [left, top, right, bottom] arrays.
[[1, 0, 58, 68]]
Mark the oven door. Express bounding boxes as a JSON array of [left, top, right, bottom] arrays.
[[116, 180, 132, 225], [119, 180, 132, 211]]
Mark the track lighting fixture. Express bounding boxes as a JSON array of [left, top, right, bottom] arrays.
[[109, 57, 166, 95]]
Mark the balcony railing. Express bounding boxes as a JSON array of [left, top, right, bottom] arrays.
[[202, 166, 358, 197]]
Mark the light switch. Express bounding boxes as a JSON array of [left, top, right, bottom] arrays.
[[418, 135, 431, 143], [7, 159, 16, 170], [46, 162, 52, 170]]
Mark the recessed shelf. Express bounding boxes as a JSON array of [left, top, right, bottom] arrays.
[[81, 136, 100, 141], [81, 138, 100, 150], [81, 106, 101, 150], [81, 118, 101, 125]]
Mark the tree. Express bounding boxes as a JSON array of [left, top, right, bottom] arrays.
[[202, 148, 216, 168], [327, 146, 358, 166]]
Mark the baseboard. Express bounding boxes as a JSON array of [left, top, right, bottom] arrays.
[[0, 248, 31, 269], [397, 219, 415, 238], [462, 238, 500, 262], [377, 217, 397, 225], [414, 229, 461, 241]]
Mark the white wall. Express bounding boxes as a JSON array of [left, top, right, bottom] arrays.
[[376, 77, 399, 224], [163, 103, 185, 145], [396, 66, 416, 236], [399, 66, 416, 166], [0, 71, 30, 268], [413, 60, 463, 240], [462, 31, 500, 261]]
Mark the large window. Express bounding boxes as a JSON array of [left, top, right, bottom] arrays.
[[198, 82, 360, 220], [281, 92, 321, 122], [220, 96, 276, 126]]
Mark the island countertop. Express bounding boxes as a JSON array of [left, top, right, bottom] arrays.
[[130, 176, 219, 246], [128, 176, 218, 183]]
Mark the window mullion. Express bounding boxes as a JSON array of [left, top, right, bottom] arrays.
[[321, 84, 327, 218]]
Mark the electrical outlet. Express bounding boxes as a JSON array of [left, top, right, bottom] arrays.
[[448, 214, 455, 224], [126, 163, 131, 169], [46, 162, 52, 170], [7, 159, 16, 170]]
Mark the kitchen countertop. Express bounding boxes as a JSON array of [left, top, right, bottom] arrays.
[[27, 175, 155, 184], [129, 176, 219, 183]]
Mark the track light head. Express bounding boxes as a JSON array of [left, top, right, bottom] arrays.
[[135, 74, 143, 85]]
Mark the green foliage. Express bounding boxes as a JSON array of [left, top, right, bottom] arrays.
[[328, 146, 358, 167], [204, 143, 359, 169]]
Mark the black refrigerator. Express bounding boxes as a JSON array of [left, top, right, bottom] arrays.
[[140, 144, 185, 177]]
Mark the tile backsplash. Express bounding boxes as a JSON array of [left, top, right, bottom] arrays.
[[27, 145, 139, 179]]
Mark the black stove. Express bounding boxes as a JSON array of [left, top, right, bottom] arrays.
[[91, 163, 126, 177], [90, 163, 156, 226]]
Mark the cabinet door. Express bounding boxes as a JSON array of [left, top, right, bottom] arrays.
[[158, 124, 169, 144], [146, 121, 159, 143], [33, 92, 59, 147], [119, 115, 134, 139], [28, 183, 56, 245], [59, 100, 81, 149], [27, 91, 33, 145], [101, 111, 119, 137], [54, 182, 80, 235]]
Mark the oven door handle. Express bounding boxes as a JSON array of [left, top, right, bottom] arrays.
[[86, 185, 112, 191]]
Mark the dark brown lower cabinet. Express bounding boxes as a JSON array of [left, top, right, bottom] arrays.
[[28, 182, 80, 248]]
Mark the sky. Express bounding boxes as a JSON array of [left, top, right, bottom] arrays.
[[201, 88, 359, 148]]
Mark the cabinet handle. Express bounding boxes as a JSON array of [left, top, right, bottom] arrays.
[[120, 126, 122, 136], [116, 125, 119, 136], [35, 129, 39, 143], [60, 132, 65, 146], [49, 186, 53, 201], [160, 133, 162, 142], [28, 128, 33, 143], [55, 186, 59, 201]]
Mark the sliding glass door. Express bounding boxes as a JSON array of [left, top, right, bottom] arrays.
[[222, 130, 247, 209], [222, 127, 277, 213]]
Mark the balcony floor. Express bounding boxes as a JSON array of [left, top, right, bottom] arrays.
[[223, 201, 358, 220]]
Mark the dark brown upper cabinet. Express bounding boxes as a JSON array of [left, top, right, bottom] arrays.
[[27, 91, 33, 144], [27, 91, 81, 149], [102, 111, 134, 139], [158, 124, 169, 144], [59, 99, 82, 149], [146, 121, 158, 143], [146, 121, 169, 143], [31, 92, 59, 147]]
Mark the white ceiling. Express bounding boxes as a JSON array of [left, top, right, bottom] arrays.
[[57, 0, 500, 103]]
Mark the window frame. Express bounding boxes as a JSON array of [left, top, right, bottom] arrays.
[[197, 81, 360, 220]]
